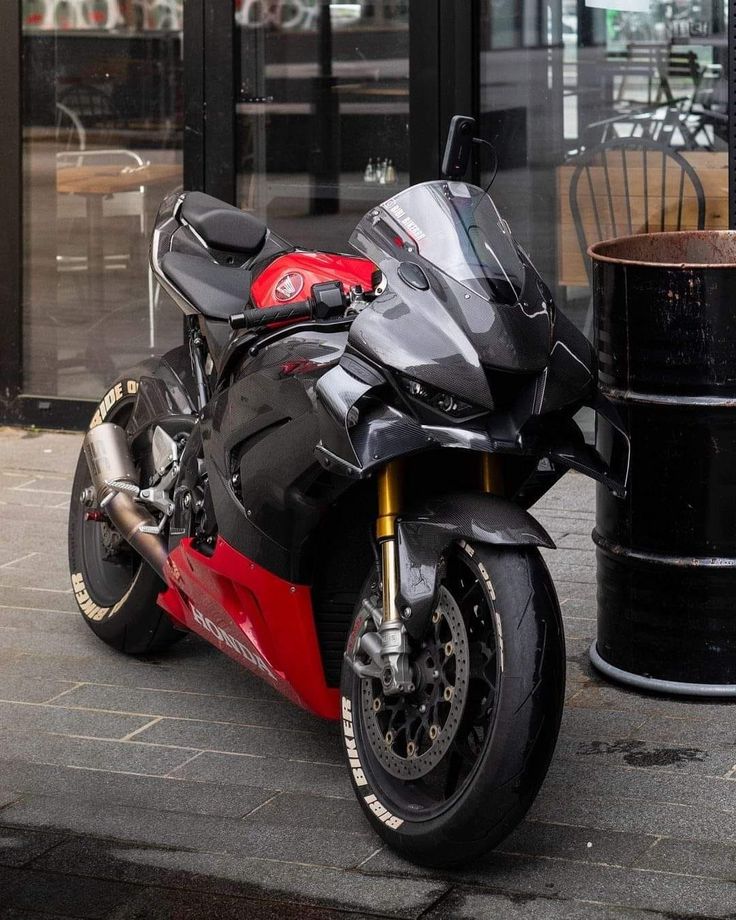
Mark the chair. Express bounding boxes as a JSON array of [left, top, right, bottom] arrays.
[[55, 101, 161, 349], [599, 41, 711, 149], [568, 137, 706, 334]]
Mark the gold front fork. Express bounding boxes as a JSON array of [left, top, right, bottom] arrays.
[[376, 459, 404, 623], [481, 453, 504, 495]]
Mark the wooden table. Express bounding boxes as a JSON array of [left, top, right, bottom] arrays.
[[56, 163, 182, 197], [56, 163, 182, 346]]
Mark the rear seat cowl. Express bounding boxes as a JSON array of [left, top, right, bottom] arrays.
[[181, 192, 267, 255]]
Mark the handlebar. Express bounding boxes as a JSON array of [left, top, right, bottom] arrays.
[[229, 299, 312, 330]]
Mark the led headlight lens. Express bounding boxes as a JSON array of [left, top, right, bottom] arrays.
[[398, 375, 484, 418]]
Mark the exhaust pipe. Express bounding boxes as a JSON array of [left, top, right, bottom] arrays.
[[83, 423, 169, 581]]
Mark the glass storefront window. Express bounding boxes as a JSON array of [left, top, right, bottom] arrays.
[[479, 0, 728, 330], [479, 0, 728, 439], [22, 1, 184, 399], [235, 0, 410, 254]]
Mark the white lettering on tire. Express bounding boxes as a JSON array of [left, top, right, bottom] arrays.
[[89, 379, 139, 429], [341, 696, 404, 828], [71, 571, 133, 621]]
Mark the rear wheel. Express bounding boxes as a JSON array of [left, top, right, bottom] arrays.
[[340, 541, 565, 867], [67, 377, 184, 655]]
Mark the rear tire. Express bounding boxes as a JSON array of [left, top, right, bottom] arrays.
[[340, 541, 565, 867], [67, 377, 184, 655]]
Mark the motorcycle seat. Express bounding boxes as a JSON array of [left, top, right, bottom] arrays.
[[181, 192, 267, 255], [160, 251, 251, 320]]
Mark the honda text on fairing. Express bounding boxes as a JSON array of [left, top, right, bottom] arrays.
[[68, 116, 629, 866]]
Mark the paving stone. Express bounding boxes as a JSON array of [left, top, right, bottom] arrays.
[[568, 683, 736, 721], [104, 887, 385, 920], [0, 567, 72, 592], [542, 758, 736, 814], [558, 708, 647, 740], [0, 637, 284, 699], [0, 760, 273, 819], [0, 909, 82, 920], [136, 717, 342, 764], [38, 839, 447, 919], [0, 794, 377, 868], [633, 714, 736, 747], [556, 733, 736, 778], [0, 609, 87, 636], [0, 827, 68, 867], [635, 836, 736, 880], [527, 793, 736, 845], [172, 749, 353, 798], [0, 676, 75, 705], [0, 429, 81, 475], [362, 849, 736, 917], [545, 549, 595, 569], [497, 821, 655, 868], [556, 533, 596, 550], [0, 585, 78, 614], [426, 888, 663, 920], [245, 791, 363, 832], [0, 793, 19, 811], [0, 728, 198, 775], [0, 701, 154, 741], [48, 681, 314, 729], [558, 598, 596, 616], [541, 564, 595, 585], [0, 866, 137, 919]]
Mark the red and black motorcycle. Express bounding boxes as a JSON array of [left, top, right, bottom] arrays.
[[68, 118, 628, 866]]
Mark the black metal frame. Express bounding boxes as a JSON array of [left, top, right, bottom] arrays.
[[0, 3, 25, 423], [2, 0, 732, 429], [730, 0, 736, 229]]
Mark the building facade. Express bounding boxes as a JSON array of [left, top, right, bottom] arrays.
[[1, 0, 734, 427]]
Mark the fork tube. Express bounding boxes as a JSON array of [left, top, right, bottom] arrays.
[[377, 460, 404, 623], [481, 454, 504, 495]]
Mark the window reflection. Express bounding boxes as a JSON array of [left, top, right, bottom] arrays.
[[22, 1, 183, 399], [235, 1, 410, 253], [479, 0, 728, 441]]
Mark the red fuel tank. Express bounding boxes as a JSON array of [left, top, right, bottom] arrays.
[[250, 251, 376, 308]]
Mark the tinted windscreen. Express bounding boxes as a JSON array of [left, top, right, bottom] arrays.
[[379, 181, 524, 303]]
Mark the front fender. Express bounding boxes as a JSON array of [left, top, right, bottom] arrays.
[[396, 492, 554, 639]]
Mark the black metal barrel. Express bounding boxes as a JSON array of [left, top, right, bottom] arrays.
[[590, 231, 736, 696]]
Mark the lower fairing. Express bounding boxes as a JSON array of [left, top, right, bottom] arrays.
[[158, 536, 340, 719]]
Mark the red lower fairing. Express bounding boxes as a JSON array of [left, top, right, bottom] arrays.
[[158, 537, 340, 720]]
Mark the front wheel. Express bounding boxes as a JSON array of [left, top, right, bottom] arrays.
[[340, 541, 565, 867]]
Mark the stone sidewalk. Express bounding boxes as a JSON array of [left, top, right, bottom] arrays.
[[0, 426, 734, 919]]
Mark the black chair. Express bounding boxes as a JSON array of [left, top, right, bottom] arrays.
[[568, 136, 706, 335]]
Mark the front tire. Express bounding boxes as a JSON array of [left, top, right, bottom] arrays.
[[340, 541, 565, 867]]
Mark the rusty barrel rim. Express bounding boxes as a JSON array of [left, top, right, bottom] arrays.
[[589, 230, 736, 270]]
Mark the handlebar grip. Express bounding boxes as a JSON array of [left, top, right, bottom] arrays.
[[229, 299, 312, 330]]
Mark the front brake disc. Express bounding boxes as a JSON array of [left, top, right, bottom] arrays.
[[360, 587, 470, 779]]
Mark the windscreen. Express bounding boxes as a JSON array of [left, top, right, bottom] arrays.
[[377, 181, 525, 303]]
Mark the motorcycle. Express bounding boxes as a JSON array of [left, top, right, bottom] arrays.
[[68, 117, 629, 867]]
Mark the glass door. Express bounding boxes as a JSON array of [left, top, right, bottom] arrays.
[[21, 0, 185, 399], [235, 0, 410, 253]]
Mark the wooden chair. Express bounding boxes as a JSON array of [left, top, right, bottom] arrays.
[[568, 137, 706, 334]]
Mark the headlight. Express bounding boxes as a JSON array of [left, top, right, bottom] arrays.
[[397, 374, 486, 419]]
